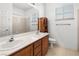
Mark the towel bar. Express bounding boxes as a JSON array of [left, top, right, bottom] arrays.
[[56, 24, 71, 25]]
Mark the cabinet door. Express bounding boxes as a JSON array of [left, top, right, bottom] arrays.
[[38, 17, 48, 32], [12, 48, 27, 56], [26, 44, 33, 56], [38, 19, 43, 32], [42, 36, 48, 56], [11, 44, 33, 56]]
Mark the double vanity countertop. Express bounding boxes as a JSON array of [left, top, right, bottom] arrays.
[[0, 31, 48, 56]]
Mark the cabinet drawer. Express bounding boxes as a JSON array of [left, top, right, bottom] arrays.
[[34, 39, 41, 48], [34, 45, 41, 56], [36, 52, 41, 56]]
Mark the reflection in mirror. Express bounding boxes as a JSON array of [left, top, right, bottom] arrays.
[[0, 3, 12, 37], [0, 16, 11, 37], [12, 3, 39, 35], [0, 3, 39, 37]]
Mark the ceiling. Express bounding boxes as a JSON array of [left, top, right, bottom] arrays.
[[13, 3, 33, 11]]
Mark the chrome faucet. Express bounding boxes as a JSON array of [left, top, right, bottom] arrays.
[[36, 30, 40, 35], [9, 35, 14, 42]]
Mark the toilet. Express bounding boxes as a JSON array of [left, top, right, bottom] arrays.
[[49, 38, 56, 48]]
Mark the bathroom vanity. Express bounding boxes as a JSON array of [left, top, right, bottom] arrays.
[[0, 32, 48, 56], [10, 36, 48, 56]]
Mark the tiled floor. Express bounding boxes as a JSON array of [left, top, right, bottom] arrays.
[[46, 46, 79, 56]]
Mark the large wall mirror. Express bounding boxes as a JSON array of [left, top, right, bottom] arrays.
[[0, 3, 39, 37]]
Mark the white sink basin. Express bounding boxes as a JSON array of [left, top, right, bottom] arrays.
[[0, 40, 23, 51]]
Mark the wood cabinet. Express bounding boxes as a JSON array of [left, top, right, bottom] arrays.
[[41, 36, 48, 56], [25, 44, 33, 56], [34, 40, 41, 56], [38, 17, 48, 32], [11, 44, 33, 56], [10, 35, 48, 56]]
